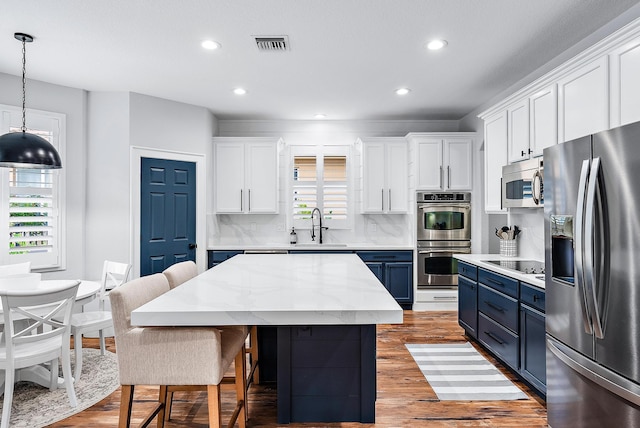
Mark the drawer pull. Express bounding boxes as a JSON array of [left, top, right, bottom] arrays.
[[486, 278, 505, 287], [485, 331, 506, 345], [533, 295, 539, 302], [434, 296, 457, 300], [485, 301, 505, 313]]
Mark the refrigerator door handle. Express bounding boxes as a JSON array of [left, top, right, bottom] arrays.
[[575, 159, 593, 335], [584, 157, 605, 339], [548, 337, 640, 407]]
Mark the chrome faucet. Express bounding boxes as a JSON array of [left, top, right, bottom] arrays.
[[310, 207, 328, 244]]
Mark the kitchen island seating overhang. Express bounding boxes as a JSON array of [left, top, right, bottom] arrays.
[[132, 253, 402, 424]]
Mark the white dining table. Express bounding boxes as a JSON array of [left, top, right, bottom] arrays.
[[0, 279, 101, 389]]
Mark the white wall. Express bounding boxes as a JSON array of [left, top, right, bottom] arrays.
[[0, 72, 87, 279], [86, 92, 216, 279], [211, 119, 462, 248]]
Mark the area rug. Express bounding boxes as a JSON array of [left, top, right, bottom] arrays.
[[0, 348, 119, 427], [406, 342, 528, 401]]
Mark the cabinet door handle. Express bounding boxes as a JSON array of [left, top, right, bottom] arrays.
[[485, 331, 506, 345], [240, 189, 243, 211], [447, 165, 451, 189], [388, 188, 391, 211], [521, 150, 526, 157], [381, 188, 384, 211], [485, 301, 506, 313], [248, 188, 251, 212], [440, 166, 444, 189]]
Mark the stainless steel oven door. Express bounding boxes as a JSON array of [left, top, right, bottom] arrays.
[[417, 244, 471, 288], [416, 203, 471, 241]]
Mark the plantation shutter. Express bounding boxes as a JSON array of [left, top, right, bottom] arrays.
[[322, 156, 347, 221], [293, 156, 317, 220], [8, 168, 56, 257]]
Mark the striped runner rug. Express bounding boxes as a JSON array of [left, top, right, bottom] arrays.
[[406, 342, 528, 401]]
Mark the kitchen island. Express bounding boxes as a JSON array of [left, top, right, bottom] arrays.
[[132, 253, 403, 423]]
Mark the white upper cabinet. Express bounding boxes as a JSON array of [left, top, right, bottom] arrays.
[[507, 99, 530, 163], [214, 137, 279, 214], [529, 85, 557, 156], [361, 138, 408, 214], [558, 56, 609, 142], [610, 35, 640, 127], [483, 112, 508, 213], [408, 133, 473, 191]]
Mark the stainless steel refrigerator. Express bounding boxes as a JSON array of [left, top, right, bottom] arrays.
[[545, 121, 640, 428]]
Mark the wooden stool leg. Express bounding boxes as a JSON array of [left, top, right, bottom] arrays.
[[119, 385, 134, 428], [207, 384, 222, 428], [248, 325, 259, 385], [164, 391, 173, 421], [235, 345, 248, 427], [157, 386, 167, 428]]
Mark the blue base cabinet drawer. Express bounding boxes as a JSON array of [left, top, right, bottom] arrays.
[[478, 284, 519, 333], [478, 268, 518, 298], [478, 313, 519, 371], [208, 250, 243, 268], [458, 261, 478, 281], [520, 282, 545, 313]]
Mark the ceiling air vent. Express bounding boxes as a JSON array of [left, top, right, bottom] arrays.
[[254, 35, 289, 51]]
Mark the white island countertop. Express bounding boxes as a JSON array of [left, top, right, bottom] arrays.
[[132, 253, 404, 327], [454, 254, 545, 289]]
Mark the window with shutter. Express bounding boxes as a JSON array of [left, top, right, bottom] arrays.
[[291, 146, 351, 230], [0, 105, 64, 269]]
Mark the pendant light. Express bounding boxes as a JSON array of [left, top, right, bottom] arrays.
[[0, 33, 62, 169]]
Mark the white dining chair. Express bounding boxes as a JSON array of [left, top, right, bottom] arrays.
[[0, 280, 80, 428], [69, 260, 131, 381], [0, 262, 31, 277]]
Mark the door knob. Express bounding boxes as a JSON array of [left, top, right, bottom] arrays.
[[189, 243, 197, 249]]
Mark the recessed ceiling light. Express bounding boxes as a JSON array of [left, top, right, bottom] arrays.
[[314, 114, 327, 119], [395, 88, 411, 96], [201, 40, 221, 50], [233, 88, 247, 95], [427, 39, 448, 50]]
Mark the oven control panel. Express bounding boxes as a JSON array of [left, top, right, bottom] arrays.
[[417, 192, 471, 202]]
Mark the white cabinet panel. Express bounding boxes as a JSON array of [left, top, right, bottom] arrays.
[[444, 138, 473, 191], [484, 112, 508, 213], [558, 56, 609, 142], [409, 134, 473, 191], [416, 139, 444, 190], [361, 138, 408, 214], [214, 138, 279, 214], [214, 143, 244, 213], [508, 99, 530, 163], [610, 36, 640, 127], [246, 143, 278, 213], [530, 85, 557, 156]]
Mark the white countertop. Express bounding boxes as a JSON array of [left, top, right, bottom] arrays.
[[208, 244, 414, 251], [453, 254, 546, 289], [132, 253, 404, 326]]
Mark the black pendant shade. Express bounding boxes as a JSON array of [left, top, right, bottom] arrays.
[[0, 32, 63, 169], [0, 131, 62, 169]]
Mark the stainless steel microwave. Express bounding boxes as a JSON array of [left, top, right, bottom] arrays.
[[502, 157, 543, 208]]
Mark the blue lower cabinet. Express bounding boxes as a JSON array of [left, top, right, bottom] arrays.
[[458, 275, 477, 338], [207, 250, 243, 269], [520, 304, 546, 395], [478, 312, 519, 371], [357, 251, 413, 309]]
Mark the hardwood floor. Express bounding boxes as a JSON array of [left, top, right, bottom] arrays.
[[49, 311, 547, 427]]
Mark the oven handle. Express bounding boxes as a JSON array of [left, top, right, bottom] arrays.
[[418, 249, 471, 254]]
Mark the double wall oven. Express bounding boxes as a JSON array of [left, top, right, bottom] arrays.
[[417, 192, 471, 288]]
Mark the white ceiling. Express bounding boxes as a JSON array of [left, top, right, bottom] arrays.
[[1, 1, 639, 121]]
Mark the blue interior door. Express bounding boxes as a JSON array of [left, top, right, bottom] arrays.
[[140, 157, 196, 276]]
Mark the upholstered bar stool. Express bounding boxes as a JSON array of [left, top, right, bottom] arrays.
[[162, 260, 260, 387], [109, 273, 247, 428]]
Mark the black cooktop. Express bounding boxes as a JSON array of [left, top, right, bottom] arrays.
[[485, 260, 545, 275]]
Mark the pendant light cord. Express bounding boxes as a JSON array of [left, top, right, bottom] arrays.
[[20, 36, 27, 133]]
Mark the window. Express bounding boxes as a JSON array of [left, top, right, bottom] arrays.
[[291, 146, 351, 229], [0, 106, 64, 270]]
